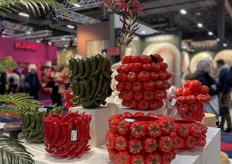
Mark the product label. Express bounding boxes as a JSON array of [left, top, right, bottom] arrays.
[[38, 108, 47, 113], [170, 99, 177, 107], [71, 130, 78, 142], [124, 118, 135, 123]]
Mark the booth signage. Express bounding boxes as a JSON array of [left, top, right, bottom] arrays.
[[14, 42, 38, 51]]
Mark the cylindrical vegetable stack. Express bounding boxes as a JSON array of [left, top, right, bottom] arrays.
[[21, 105, 63, 143], [174, 120, 207, 150], [69, 54, 112, 108], [175, 80, 211, 121], [106, 112, 177, 164], [42, 112, 91, 158], [115, 54, 172, 110]]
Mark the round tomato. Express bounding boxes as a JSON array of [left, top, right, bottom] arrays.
[[183, 80, 191, 88], [159, 71, 167, 80], [116, 82, 125, 91], [130, 100, 138, 108], [127, 72, 137, 83], [134, 92, 143, 101], [132, 81, 143, 92], [131, 56, 141, 63], [120, 64, 130, 73], [150, 72, 159, 80], [175, 88, 183, 96], [121, 56, 131, 64], [144, 91, 154, 101], [151, 63, 161, 72], [142, 63, 152, 71], [165, 71, 172, 80], [200, 85, 209, 95], [138, 71, 150, 82], [115, 73, 123, 82], [185, 95, 196, 103], [153, 54, 164, 62], [131, 63, 142, 72], [189, 80, 202, 92], [141, 55, 152, 64], [143, 80, 155, 91], [182, 88, 192, 96], [138, 100, 149, 110], [125, 82, 133, 90], [155, 80, 163, 89], [159, 62, 168, 71]]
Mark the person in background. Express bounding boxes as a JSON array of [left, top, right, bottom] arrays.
[[216, 59, 232, 133], [0, 71, 6, 94], [19, 70, 29, 94], [185, 59, 218, 96], [25, 69, 41, 100], [7, 69, 20, 94]]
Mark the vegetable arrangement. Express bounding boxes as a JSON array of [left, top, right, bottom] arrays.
[[69, 55, 112, 109], [174, 120, 207, 150], [21, 105, 63, 143], [115, 54, 172, 110], [42, 112, 91, 158], [175, 80, 211, 121], [106, 112, 177, 164]]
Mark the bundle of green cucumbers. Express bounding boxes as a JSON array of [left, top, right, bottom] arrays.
[[21, 105, 63, 143], [69, 54, 112, 108]]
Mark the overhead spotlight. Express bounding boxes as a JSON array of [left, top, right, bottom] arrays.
[[140, 30, 146, 34], [180, 9, 187, 15], [223, 43, 227, 47], [67, 25, 75, 29], [216, 38, 220, 42], [36, 40, 40, 43], [19, 12, 29, 18], [26, 31, 31, 34], [48, 42, 52, 45], [64, 45, 69, 48], [197, 23, 203, 28], [208, 31, 213, 36], [74, 3, 81, 7], [196, 12, 202, 16]]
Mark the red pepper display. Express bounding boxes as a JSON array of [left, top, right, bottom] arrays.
[[174, 80, 211, 121], [63, 87, 74, 109], [42, 112, 92, 158], [115, 54, 172, 111], [106, 113, 177, 164], [173, 120, 207, 150]]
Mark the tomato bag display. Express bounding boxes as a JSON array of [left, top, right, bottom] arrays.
[[106, 112, 177, 164], [174, 120, 208, 150], [69, 55, 112, 108], [42, 112, 92, 158], [174, 80, 211, 121], [115, 54, 172, 110]]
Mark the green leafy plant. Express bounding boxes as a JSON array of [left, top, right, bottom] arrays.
[[0, 136, 34, 164], [0, 57, 18, 73]]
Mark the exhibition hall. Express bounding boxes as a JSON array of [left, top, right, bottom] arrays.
[[0, 0, 231, 164]]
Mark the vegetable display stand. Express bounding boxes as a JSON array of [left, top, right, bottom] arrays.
[[106, 113, 177, 164], [69, 105, 115, 147], [43, 112, 91, 158]]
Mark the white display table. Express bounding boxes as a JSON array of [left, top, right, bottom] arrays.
[[22, 127, 220, 164]]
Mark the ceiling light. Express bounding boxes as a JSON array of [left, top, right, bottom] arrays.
[[140, 30, 146, 34], [182, 45, 187, 49], [26, 31, 31, 34], [36, 40, 40, 43], [74, 3, 81, 7], [67, 25, 75, 29], [197, 23, 203, 28], [196, 12, 202, 16], [19, 12, 29, 18], [180, 9, 187, 15], [216, 38, 220, 42], [223, 43, 227, 47], [63, 48, 67, 51], [208, 31, 213, 36], [48, 42, 52, 45], [64, 45, 69, 48]]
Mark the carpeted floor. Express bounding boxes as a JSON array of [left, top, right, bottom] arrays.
[[221, 133, 232, 158]]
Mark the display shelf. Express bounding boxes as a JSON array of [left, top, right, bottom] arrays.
[[22, 127, 220, 164]]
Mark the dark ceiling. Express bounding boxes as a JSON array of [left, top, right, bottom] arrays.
[[0, 0, 231, 47]]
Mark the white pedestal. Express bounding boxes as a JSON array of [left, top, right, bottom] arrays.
[[70, 104, 115, 147], [22, 127, 220, 164]]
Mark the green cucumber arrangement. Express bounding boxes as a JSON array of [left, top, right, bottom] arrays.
[[69, 54, 112, 109], [21, 105, 63, 143]]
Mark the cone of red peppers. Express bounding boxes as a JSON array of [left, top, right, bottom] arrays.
[[115, 54, 172, 110], [174, 120, 207, 150], [106, 112, 177, 164], [175, 80, 211, 121], [42, 112, 92, 158]]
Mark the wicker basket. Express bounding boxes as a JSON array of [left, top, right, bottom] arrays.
[[220, 151, 229, 164], [202, 113, 216, 127]]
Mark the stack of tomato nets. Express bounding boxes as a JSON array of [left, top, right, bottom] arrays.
[[115, 54, 172, 110], [42, 112, 91, 158], [105, 112, 177, 164], [174, 120, 208, 150], [175, 80, 211, 121]]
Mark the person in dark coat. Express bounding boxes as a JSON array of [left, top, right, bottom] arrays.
[[0, 71, 6, 94], [25, 69, 41, 100], [45, 78, 62, 106]]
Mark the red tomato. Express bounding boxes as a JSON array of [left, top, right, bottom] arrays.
[[134, 92, 143, 101], [142, 63, 152, 71], [144, 91, 154, 101], [165, 71, 172, 80], [183, 80, 191, 88], [155, 80, 164, 89], [121, 73, 128, 82], [131, 56, 141, 63], [141, 55, 152, 64], [154, 90, 166, 100], [122, 99, 130, 107], [115, 73, 123, 82], [121, 56, 131, 64], [138, 71, 150, 82], [138, 100, 149, 110], [132, 81, 143, 92], [157, 101, 164, 108], [116, 65, 123, 73], [120, 64, 130, 73], [124, 90, 134, 100], [124, 82, 133, 90], [153, 54, 164, 62], [189, 80, 202, 92], [159, 62, 168, 71], [116, 82, 125, 91], [130, 100, 138, 108], [162, 81, 171, 90], [127, 72, 137, 83], [149, 101, 159, 109], [175, 88, 183, 96], [176, 96, 185, 104], [182, 88, 192, 96], [159, 71, 167, 80], [200, 85, 209, 95], [151, 63, 161, 72], [131, 63, 142, 72], [185, 95, 196, 103], [150, 72, 159, 80], [143, 80, 155, 91]]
